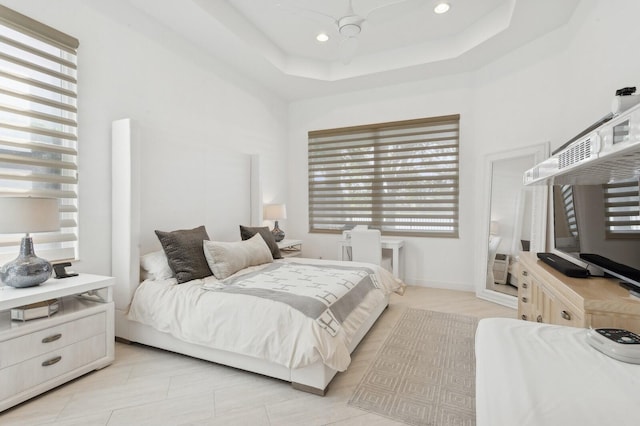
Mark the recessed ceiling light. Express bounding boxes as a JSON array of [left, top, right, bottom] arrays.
[[316, 33, 329, 42], [434, 2, 450, 14]]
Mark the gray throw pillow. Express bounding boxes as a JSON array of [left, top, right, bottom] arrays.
[[239, 225, 282, 259], [155, 225, 212, 283]]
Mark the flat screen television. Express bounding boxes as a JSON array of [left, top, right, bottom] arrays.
[[551, 182, 640, 291]]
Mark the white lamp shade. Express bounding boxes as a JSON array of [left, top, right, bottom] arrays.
[[263, 204, 287, 220], [0, 197, 60, 234]]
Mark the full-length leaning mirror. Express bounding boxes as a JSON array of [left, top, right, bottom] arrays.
[[475, 142, 549, 308]]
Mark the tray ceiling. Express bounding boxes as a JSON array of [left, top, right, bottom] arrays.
[[125, 0, 581, 100]]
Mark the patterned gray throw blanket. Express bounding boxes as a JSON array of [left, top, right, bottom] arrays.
[[204, 262, 380, 336]]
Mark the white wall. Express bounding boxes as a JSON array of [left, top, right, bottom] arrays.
[[0, 0, 289, 276], [288, 0, 640, 290]]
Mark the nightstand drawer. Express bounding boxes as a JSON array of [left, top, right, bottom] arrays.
[[0, 311, 106, 369], [0, 333, 106, 401], [493, 263, 507, 273]]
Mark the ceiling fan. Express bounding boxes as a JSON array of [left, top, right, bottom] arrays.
[[276, 0, 415, 64]]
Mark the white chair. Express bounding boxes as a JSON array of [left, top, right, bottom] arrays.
[[350, 227, 393, 272]]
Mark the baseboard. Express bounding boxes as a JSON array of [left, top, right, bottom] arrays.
[[404, 277, 475, 293]]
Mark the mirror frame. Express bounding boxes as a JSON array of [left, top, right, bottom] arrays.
[[475, 142, 550, 308]]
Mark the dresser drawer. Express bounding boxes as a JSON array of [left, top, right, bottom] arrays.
[[0, 311, 106, 369], [519, 269, 532, 294], [550, 298, 583, 328], [516, 267, 532, 320], [518, 303, 532, 321], [0, 333, 106, 401]]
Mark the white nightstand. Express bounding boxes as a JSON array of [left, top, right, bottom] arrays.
[[493, 254, 510, 284], [0, 274, 115, 412], [277, 239, 302, 258]]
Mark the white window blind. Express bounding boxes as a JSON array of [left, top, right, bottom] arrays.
[[308, 114, 460, 237], [0, 5, 79, 262], [604, 178, 640, 238], [560, 185, 578, 237]]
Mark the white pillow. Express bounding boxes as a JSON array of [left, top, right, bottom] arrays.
[[140, 250, 174, 281], [203, 233, 273, 280]]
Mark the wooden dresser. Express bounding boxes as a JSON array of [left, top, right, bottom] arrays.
[[517, 252, 640, 334]]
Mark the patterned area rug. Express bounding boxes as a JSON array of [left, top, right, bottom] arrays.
[[348, 309, 479, 426]]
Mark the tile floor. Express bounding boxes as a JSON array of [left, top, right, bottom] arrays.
[[0, 286, 515, 425]]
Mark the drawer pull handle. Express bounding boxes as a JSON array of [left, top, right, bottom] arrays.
[[41, 356, 62, 367], [561, 310, 572, 321], [521, 297, 528, 303], [521, 314, 528, 320], [522, 283, 528, 289], [522, 271, 528, 277], [42, 333, 62, 344], [536, 315, 543, 323]]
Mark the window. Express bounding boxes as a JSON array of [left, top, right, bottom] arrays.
[[0, 5, 79, 262], [604, 178, 640, 238], [308, 114, 460, 237]]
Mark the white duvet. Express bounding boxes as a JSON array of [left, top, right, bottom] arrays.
[[127, 257, 403, 371]]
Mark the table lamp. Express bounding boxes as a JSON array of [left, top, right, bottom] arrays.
[[263, 203, 286, 242], [0, 197, 60, 288]]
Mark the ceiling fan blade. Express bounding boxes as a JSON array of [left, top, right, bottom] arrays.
[[339, 36, 359, 64], [274, 1, 338, 26], [345, 0, 356, 15], [363, 0, 423, 24]]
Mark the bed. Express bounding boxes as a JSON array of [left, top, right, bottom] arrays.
[[110, 119, 403, 394], [476, 318, 640, 426]]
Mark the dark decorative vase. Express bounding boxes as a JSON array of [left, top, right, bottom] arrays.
[[271, 220, 285, 242], [0, 236, 52, 288]]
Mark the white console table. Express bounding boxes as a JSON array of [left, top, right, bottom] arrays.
[[338, 238, 404, 280], [0, 274, 115, 412]]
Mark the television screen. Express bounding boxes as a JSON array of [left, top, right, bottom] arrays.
[[552, 182, 640, 285]]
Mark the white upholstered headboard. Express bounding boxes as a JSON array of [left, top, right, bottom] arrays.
[[111, 119, 259, 334]]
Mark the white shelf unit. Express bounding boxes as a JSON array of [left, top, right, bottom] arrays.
[[525, 103, 640, 186], [0, 274, 115, 412]]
